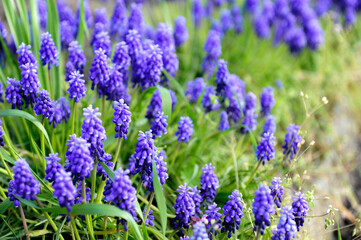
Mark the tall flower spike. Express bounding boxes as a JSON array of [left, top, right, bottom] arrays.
[[125, 29, 143, 63], [110, 0, 127, 38], [220, 9, 234, 34], [205, 203, 222, 239], [218, 111, 230, 131], [34, 89, 55, 119], [252, 184, 275, 235], [263, 115, 276, 134], [241, 108, 257, 134], [174, 16, 189, 48], [103, 65, 129, 101], [190, 222, 209, 240], [173, 185, 195, 232], [190, 186, 202, 216], [292, 192, 309, 231], [285, 27, 306, 54], [150, 111, 168, 139], [200, 163, 219, 204], [112, 99, 132, 140], [17, 43, 37, 66], [146, 89, 162, 124], [39, 32, 59, 69], [202, 86, 220, 113], [68, 41, 86, 74], [256, 132, 276, 165], [38, 0, 47, 29], [45, 153, 62, 183], [215, 59, 229, 98], [20, 63, 41, 107], [0, 119, 4, 146], [5, 77, 24, 109], [53, 169, 77, 213], [8, 158, 40, 207], [192, 0, 204, 28], [49, 97, 71, 128], [244, 92, 257, 112], [142, 43, 163, 89], [112, 42, 131, 70], [271, 206, 297, 240], [92, 31, 112, 57], [143, 208, 155, 226], [104, 168, 138, 231], [60, 21, 73, 49], [185, 77, 206, 103], [282, 123, 302, 161], [231, 5, 243, 34], [260, 87, 275, 116], [68, 71, 87, 103], [65, 135, 94, 181], [94, 8, 109, 30], [253, 14, 270, 39], [89, 48, 110, 96], [128, 3, 144, 35], [221, 190, 244, 238], [81, 105, 107, 157], [141, 150, 168, 192], [269, 177, 284, 208], [175, 116, 194, 143], [203, 30, 221, 65]]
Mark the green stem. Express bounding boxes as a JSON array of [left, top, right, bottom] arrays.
[[116, 222, 120, 240], [71, 100, 76, 135], [41, 116, 45, 160], [82, 179, 86, 204], [144, 193, 155, 223], [3, 129, 17, 160], [95, 180, 106, 203], [48, 68, 53, 98], [19, 203, 30, 240], [113, 137, 122, 167], [85, 215, 95, 240], [245, 160, 262, 187], [136, 180, 143, 195], [91, 157, 97, 203], [124, 230, 128, 240], [70, 214, 81, 240], [0, 150, 12, 179], [170, 142, 181, 170], [255, 228, 261, 240]]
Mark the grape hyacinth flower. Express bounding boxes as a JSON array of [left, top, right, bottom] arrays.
[[143, 208, 155, 226], [38, 0, 47, 29], [68, 71, 87, 103], [282, 123, 302, 161], [104, 65, 129, 101], [0, 119, 3, 146], [17, 43, 37, 66], [202, 30, 221, 77], [190, 186, 202, 216], [202, 86, 220, 113], [260, 87, 275, 116], [221, 190, 244, 238], [68, 41, 86, 74], [269, 177, 284, 208], [254, 14, 271, 39], [150, 112, 168, 139], [45, 153, 62, 183], [304, 19, 324, 50], [175, 116, 194, 143], [92, 31, 112, 57], [128, 3, 144, 35], [241, 108, 257, 134], [104, 168, 138, 230], [34, 89, 54, 119], [256, 132, 276, 165], [263, 0, 275, 25], [113, 99, 132, 140], [205, 203, 222, 238], [174, 16, 189, 48], [252, 184, 275, 235], [263, 115, 276, 134], [94, 8, 109, 30], [53, 169, 77, 213], [110, 0, 127, 38], [244, 92, 257, 112], [185, 77, 206, 103], [218, 111, 230, 131], [39, 32, 59, 69], [20, 63, 40, 107], [142, 43, 163, 89], [97, 153, 114, 180], [211, 20, 222, 36], [60, 21, 73, 49], [215, 59, 229, 98], [246, 0, 259, 14], [142, 150, 168, 192], [190, 222, 209, 240], [146, 89, 162, 123], [220, 9, 233, 34], [49, 97, 71, 128], [231, 5, 243, 34], [192, 0, 204, 28], [65, 135, 94, 181], [285, 27, 306, 54], [89, 48, 110, 96], [125, 29, 143, 63], [200, 163, 219, 204], [292, 192, 309, 231], [5, 77, 23, 109], [112, 42, 131, 70], [81, 105, 107, 157], [8, 158, 40, 207], [271, 206, 297, 240], [173, 185, 195, 232]]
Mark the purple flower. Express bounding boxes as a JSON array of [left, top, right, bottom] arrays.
[[246, 0, 259, 14], [97, 153, 114, 180], [74, 183, 91, 205], [17, 43, 37, 66], [181, 236, 190, 240], [92, 31, 112, 57], [252, 184, 275, 235], [113, 42, 131, 70], [53, 169, 77, 213], [145, 25, 155, 40], [205, 203, 222, 238], [185, 77, 206, 103], [191, 222, 209, 240], [190, 186, 202, 216], [128, 3, 144, 36], [241, 109, 257, 134], [81, 105, 107, 157], [192, 0, 204, 28], [65, 135, 94, 181], [175, 116, 194, 143], [263, 0, 275, 26], [282, 123, 302, 161], [345, 7, 356, 26], [220, 9, 234, 34], [143, 208, 155, 226], [125, 29, 143, 63], [5, 77, 23, 109], [0, 120, 3, 146], [285, 27, 306, 54], [200, 163, 219, 204], [8, 158, 40, 207], [304, 19, 324, 50], [146, 89, 162, 123], [274, 13, 296, 46], [112, 99, 131, 140], [150, 112, 168, 139], [104, 65, 129, 101], [202, 86, 220, 113], [315, 0, 332, 17], [263, 115, 276, 134], [39, 32, 59, 69], [269, 177, 284, 208], [260, 87, 275, 116], [231, 5, 243, 34], [256, 132, 276, 165], [60, 21, 74, 49], [204, 30, 222, 59], [215, 59, 229, 98], [292, 192, 309, 231], [110, 0, 128, 38], [271, 206, 297, 240], [37, 0, 47, 29], [244, 92, 257, 112], [211, 20, 223, 36], [20, 62, 40, 107], [142, 43, 163, 89], [275, 0, 290, 18], [89, 48, 110, 96], [254, 14, 271, 39], [45, 153, 62, 183], [221, 190, 244, 238], [68, 71, 87, 103], [49, 97, 70, 128], [94, 8, 109, 30], [75, 0, 93, 29], [68, 41, 86, 74], [218, 111, 230, 131], [34, 89, 54, 119], [173, 185, 195, 232], [174, 16, 189, 48], [142, 149, 168, 192], [57, 1, 75, 24], [104, 168, 138, 230]]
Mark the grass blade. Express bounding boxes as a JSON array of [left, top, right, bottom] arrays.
[[0, 198, 12, 215], [56, 217, 67, 240], [157, 86, 172, 119]]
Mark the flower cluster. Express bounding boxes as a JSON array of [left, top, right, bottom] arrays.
[[45, 153, 62, 183], [53, 169, 77, 213], [112, 99, 132, 140], [150, 111, 168, 139], [68, 71, 87, 103], [205, 203, 222, 238], [190, 222, 209, 240], [5, 77, 23, 109], [173, 185, 195, 232], [215, 60, 230, 98], [39, 32, 59, 69], [292, 192, 309, 231], [202, 30, 222, 77], [185, 77, 206, 103], [256, 132, 276, 165], [174, 16, 189, 48], [200, 163, 219, 204], [175, 116, 194, 143], [269, 177, 284, 208], [34, 89, 54, 119], [89, 48, 109, 97], [252, 184, 275, 235], [20, 63, 40, 107], [221, 190, 244, 238], [190, 186, 203, 216], [49, 97, 71, 128], [271, 206, 297, 239], [282, 123, 302, 161]]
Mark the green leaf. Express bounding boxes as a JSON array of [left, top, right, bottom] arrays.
[[152, 150, 167, 235], [28, 230, 52, 237], [56, 217, 67, 240], [15, 196, 40, 209], [45, 204, 143, 240], [77, 0, 90, 46], [157, 86, 172, 119], [0, 198, 12, 215], [0, 109, 54, 153], [2, 0, 19, 46], [15, 0, 31, 44], [100, 162, 115, 180]]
